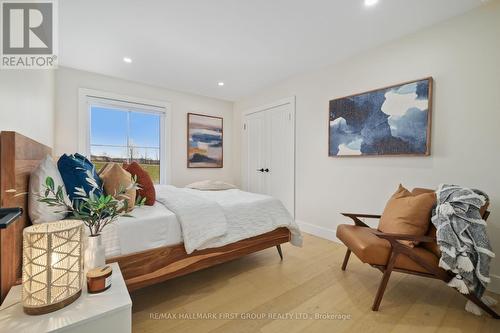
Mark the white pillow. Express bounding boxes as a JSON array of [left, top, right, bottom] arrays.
[[29, 155, 69, 224], [185, 180, 237, 191]]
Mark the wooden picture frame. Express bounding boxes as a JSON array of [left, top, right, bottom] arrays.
[[187, 113, 223, 168], [328, 77, 433, 157]]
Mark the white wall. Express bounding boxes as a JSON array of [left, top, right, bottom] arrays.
[[54, 67, 234, 187], [0, 70, 55, 147], [234, 3, 500, 291]]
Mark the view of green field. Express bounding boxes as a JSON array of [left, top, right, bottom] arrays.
[[93, 161, 160, 184]]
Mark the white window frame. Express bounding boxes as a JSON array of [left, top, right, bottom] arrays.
[[78, 88, 172, 184]]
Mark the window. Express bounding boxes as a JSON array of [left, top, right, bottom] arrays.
[[84, 94, 168, 184]]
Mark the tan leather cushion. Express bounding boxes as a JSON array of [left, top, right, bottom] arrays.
[[479, 202, 489, 218], [423, 226, 440, 257], [337, 224, 442, 273], [378, 184, 436, 247], [99, 163, 136, 212], [411, 188, 435, 196], [411, 188, 440, 256]]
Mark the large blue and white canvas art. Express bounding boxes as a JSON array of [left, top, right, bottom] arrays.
[[188, 113, 223, 168], [329, 78, 432, 157]]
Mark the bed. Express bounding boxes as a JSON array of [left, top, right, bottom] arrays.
[[0, 131, 300, 302]]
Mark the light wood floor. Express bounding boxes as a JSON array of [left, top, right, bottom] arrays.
[[131, 233, 500, 333]]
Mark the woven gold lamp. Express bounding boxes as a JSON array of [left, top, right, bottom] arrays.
[[22, 220, 84, 315]]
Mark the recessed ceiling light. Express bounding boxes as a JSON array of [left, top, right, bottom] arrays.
[[364, 0, 379, 7], [218, 82, 224, 86], [123, 57, 132, 63]]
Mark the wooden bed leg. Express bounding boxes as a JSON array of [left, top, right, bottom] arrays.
[[341, 249, 351, 271], [372, 250, 398, 311], [276, 245, 283, 260]]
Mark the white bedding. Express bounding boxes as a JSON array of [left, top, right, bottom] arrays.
[[155, 185, 302, 254], [101, 185, 302, 257], [101, 202, 181, 258]]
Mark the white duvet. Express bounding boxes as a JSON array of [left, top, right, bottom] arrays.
[[155, 185, 302, 254]]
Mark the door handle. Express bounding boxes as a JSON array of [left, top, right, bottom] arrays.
[[257, 168, 264, 172], [264, 168, 269, 172]]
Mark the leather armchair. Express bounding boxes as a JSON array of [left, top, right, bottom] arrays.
[[336, 188, 499, 318]]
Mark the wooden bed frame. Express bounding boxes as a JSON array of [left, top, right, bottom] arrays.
[[0, 131, 291, 303]]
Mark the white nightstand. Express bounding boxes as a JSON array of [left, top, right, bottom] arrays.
[[0, 262, 131, 333]]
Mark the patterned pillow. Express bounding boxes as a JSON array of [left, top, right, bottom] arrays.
[[57, 153, 103, 203], [29, 155, 69, 224]]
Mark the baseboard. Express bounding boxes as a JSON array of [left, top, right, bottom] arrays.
[[488, 274, 500, 294], [296, 220, 341, 244]]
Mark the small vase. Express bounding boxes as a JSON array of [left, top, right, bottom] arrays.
[[84, 234, 106, 270]]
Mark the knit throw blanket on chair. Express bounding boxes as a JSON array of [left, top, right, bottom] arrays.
[[432, 184, 495, 299]]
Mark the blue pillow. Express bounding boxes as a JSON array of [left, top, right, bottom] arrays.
[[57, 153, 103, 203]]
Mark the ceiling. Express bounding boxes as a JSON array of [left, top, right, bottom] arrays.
[[59, 0, 484, 101]]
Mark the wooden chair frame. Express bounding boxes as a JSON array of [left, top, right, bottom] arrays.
[[340, 213, 499, 319]]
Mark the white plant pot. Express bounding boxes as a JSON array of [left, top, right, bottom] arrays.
[[84, 234, 105, 270]]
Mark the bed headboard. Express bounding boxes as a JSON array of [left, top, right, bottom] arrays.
[[0, 131, 51, 303]]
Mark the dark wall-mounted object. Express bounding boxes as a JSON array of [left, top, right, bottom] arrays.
[[0, 208, 22, 229]]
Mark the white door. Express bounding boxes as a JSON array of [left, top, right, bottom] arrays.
[[243, 100, 295, 217], [245, 112, 267, 194], [267, 104, 295, 216]]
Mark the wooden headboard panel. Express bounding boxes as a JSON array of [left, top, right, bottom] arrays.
[[0, 131, 51, 303]]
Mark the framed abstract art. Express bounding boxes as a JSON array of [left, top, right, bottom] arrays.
[[328, 77, 433, 157], [187, 113, 223, 168]]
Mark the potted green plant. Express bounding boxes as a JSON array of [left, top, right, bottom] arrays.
[[38, 170, 144, 269]]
